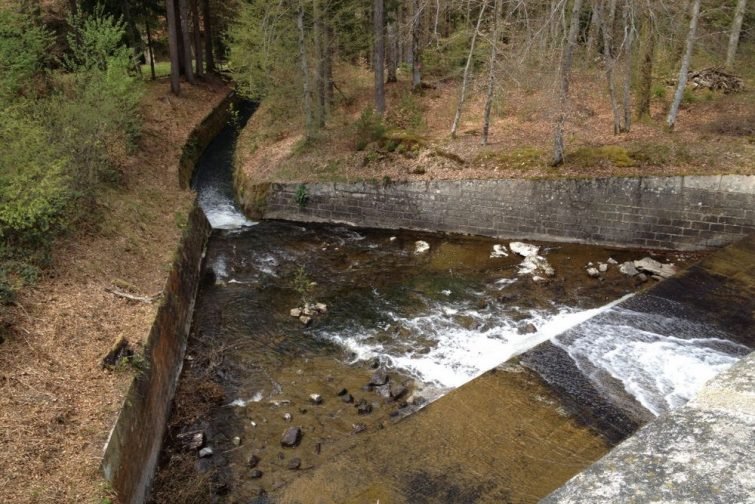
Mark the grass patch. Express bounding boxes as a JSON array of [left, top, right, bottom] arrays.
[[476, 146, 546, 170], [140, 61, 172, 80], [568, 145, 635, 168]]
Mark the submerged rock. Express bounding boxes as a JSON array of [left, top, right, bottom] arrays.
[[587, 267, 600, 278], [309, 393, 323, 405], [247, 454, 260, 468], [281, 427, 302, 447], [290, 308, 302, 318], [518, 323, 538, 335], [287, 457, 302, 470], [249, 469, 263, 479], [352, 423, 368, 434], [199, 447, 214, 458], [342, 393, 354, 403], [369, 370, 389, 386], [356, 400, 373, 415], [390, 384, 408, 400]]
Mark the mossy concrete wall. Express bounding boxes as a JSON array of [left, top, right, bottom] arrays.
[[100, 205, 210, 504], [249, 175, 755, 250]]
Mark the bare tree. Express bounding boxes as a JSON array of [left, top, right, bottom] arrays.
[[166, 0, 181, 95], [601, 0, 622, 134], [586, 0, 602, 59], [635, 5, 655, 119], [482, 0, 503, 145], [451, 0, 488, 138], [667, 0, 701, 130], [375, 0, 386, 115], [620, 0, 635, 132], [297, 1, 314, 136], [725, 0, 748, 70], [178, 0, 195, 84], [553, 0, 585, 166], [313, 0, 326, 126], [411, 0, 422, 92], [191, 0, 204, 77], [202, 0, 215, 72]]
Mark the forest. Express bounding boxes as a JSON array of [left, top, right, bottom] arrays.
[[0, 0, 752, 310]]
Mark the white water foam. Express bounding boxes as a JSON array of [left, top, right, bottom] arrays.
[[318, 295, 632, 395], [199, 189, 257, 230], [553, 313, 747, 416]]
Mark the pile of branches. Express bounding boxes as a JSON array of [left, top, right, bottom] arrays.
[[684, 68, 744, 93]]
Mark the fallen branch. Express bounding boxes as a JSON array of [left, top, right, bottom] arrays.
[[105, 286, 159, 304]]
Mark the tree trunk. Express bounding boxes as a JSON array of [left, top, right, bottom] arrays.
[[481, 0, 503, 146], [620, 0, 634, 132], [586, 0, 601, 59], [313, 0, 326, 126], [202, 0, 215, 72], [374, 0, 386, 115], [174, 0, 186, 75], [552, 0, 585, 166], [178, 0, 195, 83], [602, 0, 621, 135], [451, 0, 488, 138], [145, 14, 156, 81], [297, 1, 314, 136], [166, 0, 181, 94], [191, 0, 204, 77], [411, 0, 422, 92], [667, 0, 701, 130], [725, 0, 747, 70], [387, 21, 398, 83], [635, 9, 655, 119]]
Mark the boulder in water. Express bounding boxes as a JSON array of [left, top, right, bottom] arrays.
[[619, 262, 639, 276], [634, 257, 676, 279], [414, 240, 430, 254], [281, 427, 302, 447]]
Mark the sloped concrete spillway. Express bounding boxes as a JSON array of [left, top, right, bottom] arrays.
[[150, 106, 752, 503]]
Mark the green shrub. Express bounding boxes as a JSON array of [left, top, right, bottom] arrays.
[[0, 9, 53, 100], [354, 108, 386, 151]]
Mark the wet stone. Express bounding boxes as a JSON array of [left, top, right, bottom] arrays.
[[336, 388, 348, 396], [342, 393, 354, 403], [247, 454, 260, 468], [283, 412, 292, 422], [390, 384, 408, 400], [518, 323, 538, 335], [249, 469, 263, 479], [369, 370, 389, 386], [281, 427, 302, 447], [287, 457, 302, 470], [357, 401, 373, 415], [375, 384, 392, 400], [309, 393, 323, 405], [199, 447, 214, 458], [352, 423, 368, 434]]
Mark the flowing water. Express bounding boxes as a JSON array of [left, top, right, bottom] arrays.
[[150, 107, 750, 503]]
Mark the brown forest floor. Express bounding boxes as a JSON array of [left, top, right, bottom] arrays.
[[0, 78, 228, 503], [238, 64, 755, 184]]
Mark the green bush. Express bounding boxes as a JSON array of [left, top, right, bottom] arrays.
[[354, 108, 386, 151], [0, 9, 53, 100]]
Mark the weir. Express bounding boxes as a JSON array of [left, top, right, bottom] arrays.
[[103, 97, 754, 503]]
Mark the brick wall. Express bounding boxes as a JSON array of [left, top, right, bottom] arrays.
[[255, 175, 754, 250]]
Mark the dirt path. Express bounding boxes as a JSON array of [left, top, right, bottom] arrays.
[[0, 78, 228, 504]]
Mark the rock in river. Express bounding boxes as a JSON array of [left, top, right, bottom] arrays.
[[634, 257, 677, 278], [510, 242, 540, 257], [369, 369, 389, 386], [287, 457, 302, 470], [281, 427, 302, 448]]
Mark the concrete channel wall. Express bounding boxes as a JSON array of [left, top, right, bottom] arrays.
[[102, 93, 234, 504], [100, 206, 210, 504], [249, 175, 755, 250]]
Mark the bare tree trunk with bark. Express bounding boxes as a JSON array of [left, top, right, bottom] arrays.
[[374, 0, 386, 115], [297, 1, 314, 136], [452, 0, 488, 138], [387, 21, 398, 83], [602, 0, 622, 135], [178, 0, 195, 83], [166, 0, 181, 94], [667, 0, 701, 130], [552, 0, 585, 166], [725, 0, 747, 70], [313, 0, 326, 127], [481, 0, 503, 145], [191, 0, 204, 77], [202, 0, 215, 72], [635, 8, 655, 119], [620, 0, 635, 132], [411, 0, 422, 92], [586, 0, 602, 59], [145, 13, 156, 80]]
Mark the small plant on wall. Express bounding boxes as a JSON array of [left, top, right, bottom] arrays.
[[294, 184, 309, 209]]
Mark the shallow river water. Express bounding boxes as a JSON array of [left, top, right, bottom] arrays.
[[149, 108, 749, 503]]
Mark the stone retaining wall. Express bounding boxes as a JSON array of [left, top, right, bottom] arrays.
[[252, 175, 755, 250], [100, 205, 211, 504]]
